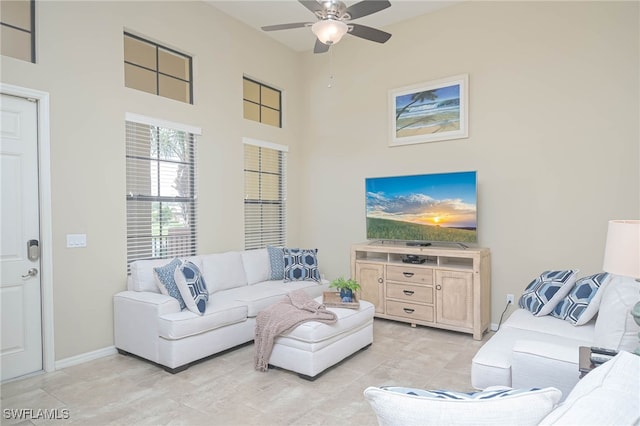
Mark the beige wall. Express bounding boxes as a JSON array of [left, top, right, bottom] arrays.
[[1, 1, 305, 360], [299, 1, 639, 324], [1, 1, 638, 361]]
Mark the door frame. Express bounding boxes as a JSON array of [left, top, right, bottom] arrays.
[[1, 83, 54, 374]]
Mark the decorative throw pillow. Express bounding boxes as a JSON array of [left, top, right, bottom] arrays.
[[267, 246, 285, 280], [550, 272, 610, 325], [283, 248, 321, 282], [363, 386, 562, 426], [174, 259, 208, 315], [518, 269, 578, 316], [592, 275, 640, 352], [153, 257, 186, 310]]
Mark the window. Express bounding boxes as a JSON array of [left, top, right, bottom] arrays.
[[0, 0, 35, 63], [126, 114, 200, 269], [243, 77, 282, 128], [244, 139, 287, 249], [124, 32, 193, 104]]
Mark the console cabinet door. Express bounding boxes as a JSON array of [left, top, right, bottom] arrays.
[[435, 270, 473, 329], [356, 262, 385, 314]]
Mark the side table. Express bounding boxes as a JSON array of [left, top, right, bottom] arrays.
[[578, 346, 595, 378]]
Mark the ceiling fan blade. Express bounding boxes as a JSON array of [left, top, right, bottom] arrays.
[[298, 0, 324, 15], [314, 39, 330, 54], [261, 22, 311, 32], [346, 0, 391, 20], [348, 23, 392, 43]]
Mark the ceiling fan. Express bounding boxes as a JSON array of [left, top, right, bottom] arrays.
[[261, 0, 392, 54]]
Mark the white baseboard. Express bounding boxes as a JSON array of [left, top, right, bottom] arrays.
[[490, 323, 499, 331], [55, 346, 117, 370]]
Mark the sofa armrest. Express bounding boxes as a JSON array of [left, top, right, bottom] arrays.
[[113, 291, 181, 363], [511, 340, 581, 400]]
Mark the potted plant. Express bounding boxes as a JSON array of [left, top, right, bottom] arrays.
[[329, 277, 361, 303]]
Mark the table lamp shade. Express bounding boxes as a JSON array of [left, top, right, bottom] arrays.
[[603, 220, 640, 278]]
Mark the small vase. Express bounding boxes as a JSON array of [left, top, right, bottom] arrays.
[[340, 288, 353, 303]]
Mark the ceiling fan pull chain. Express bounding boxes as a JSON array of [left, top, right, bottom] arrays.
[[328, 48, 334, 88]]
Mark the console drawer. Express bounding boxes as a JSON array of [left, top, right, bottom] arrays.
[[386, 265, 434, 285], [386, 282, 433, 304], [386, 300, 434, 322]]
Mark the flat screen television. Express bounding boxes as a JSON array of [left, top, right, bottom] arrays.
[[365, 171, 477, 246]]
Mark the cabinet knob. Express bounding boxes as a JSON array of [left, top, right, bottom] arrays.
[[403, 308, 415, 314], [402, 272, 414, 278], [378, 277, 383, 284], [403, 290, 415, 296], [436, 285, 442, 290]]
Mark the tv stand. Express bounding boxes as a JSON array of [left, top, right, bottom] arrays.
[[351, 242, 491, 340], [406, 241, 431, 247]]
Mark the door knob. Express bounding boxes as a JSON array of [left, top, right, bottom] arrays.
[[22, 268, 38, 278]]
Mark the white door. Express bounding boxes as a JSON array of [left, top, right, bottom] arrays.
[[1, 94, 42, 381]]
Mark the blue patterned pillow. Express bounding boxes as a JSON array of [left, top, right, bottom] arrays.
[[174, 260, 208, 315], [550, 272, 610, 325], [383, 386, 546, 399], [153, 258, 186, 310], [267, 246, 285, 280], [518, 269, 578, 316], [283, 248, 321, 282]]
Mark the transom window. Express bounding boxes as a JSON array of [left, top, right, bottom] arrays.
[[243, 77, 282, 128], [244, 139, 288, 249], [124, 32, 193, 104], [125, 114, 200, 269], [0, 0, 35, 63]]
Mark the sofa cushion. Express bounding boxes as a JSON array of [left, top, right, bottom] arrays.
[[130, 258, 170, 293], [593, 275, 640, 352], [201, 251, 248, 293], [241, 248, 271, 285], [503, 309, 595, 341], [174, 259, 208, 315], [539, 351, 640, 425], [153, 258, 186, 310], [549, 272, 610, 325], [158, 298, 247, 340], [471, 311, 594, 391], [267, 245, 285, 280], [364, 385, 562, 426], [283, 248, 321, 282], [218, 285, 289, 318], [518, 270, 578, 316]]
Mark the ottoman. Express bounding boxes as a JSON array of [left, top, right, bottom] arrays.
[[268, 297, 375, 380]]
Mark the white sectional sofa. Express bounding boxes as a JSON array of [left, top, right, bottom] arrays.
[[114, 248, 329, 373], [472, 274, 640, 399]]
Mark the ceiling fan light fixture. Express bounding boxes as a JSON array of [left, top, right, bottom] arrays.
[[312, 19, 348, 45]]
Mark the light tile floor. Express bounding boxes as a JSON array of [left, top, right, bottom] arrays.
[[1, 319, 491, 426]]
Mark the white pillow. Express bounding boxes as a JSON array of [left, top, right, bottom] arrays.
[[241, 248, 271, 285], [592, 275, 640, 352], [363, 386, 562, 426], [539, 351, 640, 425], [201, 251, 248, 293]]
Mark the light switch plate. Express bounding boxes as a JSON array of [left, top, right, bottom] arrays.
[[66, 234, 87, 248]]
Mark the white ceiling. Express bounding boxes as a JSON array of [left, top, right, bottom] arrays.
[[206, 1, 460, 52]]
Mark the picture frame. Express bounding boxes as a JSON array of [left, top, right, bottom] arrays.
[[389, 74, 469, 147]]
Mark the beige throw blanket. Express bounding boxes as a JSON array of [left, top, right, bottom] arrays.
[[254, 289, 337, 372]]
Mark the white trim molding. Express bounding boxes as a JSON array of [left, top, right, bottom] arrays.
[[242, 137, 289, 152], [55, 346, 118, 371], [125, 112, 202, 135]]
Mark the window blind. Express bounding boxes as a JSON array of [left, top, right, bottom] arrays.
[[126, 120, 198, 269], [244, 139, 287, 250]]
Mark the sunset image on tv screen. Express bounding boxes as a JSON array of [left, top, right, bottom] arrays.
[[365, 171, 477, 243]]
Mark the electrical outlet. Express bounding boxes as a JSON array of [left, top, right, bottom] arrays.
[[506, 294, 515, 304]]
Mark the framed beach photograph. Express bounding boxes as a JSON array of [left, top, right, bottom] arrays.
[[389, 74, 469, 147]]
